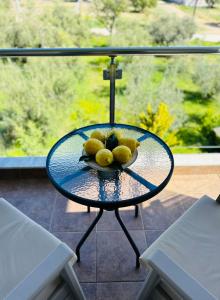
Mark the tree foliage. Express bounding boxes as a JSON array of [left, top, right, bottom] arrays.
[[93, 0, 128, 36], [0, 0, 90, 49], [125, 57, 184, 121], [0, 1, 218, 156], [0, 59, 81, 155], [148, 13, 196, 45], [193, 59, 220, 98], [130, 0, 157, 12], [177, 109, 220, 148], [139, 102, 178, 146], [205, 0, 218, 8]]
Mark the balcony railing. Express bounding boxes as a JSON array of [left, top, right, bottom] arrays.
[[0, 46, 220, 153], [0, 46, 220, 56]]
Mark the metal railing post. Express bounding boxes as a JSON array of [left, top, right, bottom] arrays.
[[103, 56, 122, 124], [109, 56, 116, 124]]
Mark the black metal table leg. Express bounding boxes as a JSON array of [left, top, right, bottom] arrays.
[[134, 204, 139, 218], [76, 208, 103, 262], [115, 208, 140, 268], [87, 206, 90, 213]]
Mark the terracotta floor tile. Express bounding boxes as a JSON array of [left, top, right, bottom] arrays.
[[96, 282, 144, 300], [145, 230, 164, 247], [1, 170, 219, 300], [51, 194, 97, 232], [175, 194, 199, 211], [54, 231, 96, 283], [96, 205, 143, 231], [96, 230, 147, 282], [141, 194, 185, 230], [0, 178, 56, 229], [0, 179, 22, 193], [167, 174, 220, 199], [81, 283, 96, 300]]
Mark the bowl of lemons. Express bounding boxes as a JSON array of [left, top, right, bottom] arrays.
[[79, 129, 140, 172]]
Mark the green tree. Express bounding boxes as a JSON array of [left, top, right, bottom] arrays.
[[44, 2, 90, 47], [193, 59, 220, 98], [0, 1, 90, 49], [205, 0, 218, 8], [0, 0, 11, 9], [125, 57, 184, 119], [93, 0, 128, 36], [148, 13, 196, 45], [130, 0, 157, 12], [0, 59, 81, 155]]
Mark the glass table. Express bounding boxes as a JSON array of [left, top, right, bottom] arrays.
[[46, 123, 174, 267]]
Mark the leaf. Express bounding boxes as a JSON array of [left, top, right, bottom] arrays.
[[79, 155, 93, 162], [106, 133, 118, 151], [110, 161, 124, 171]]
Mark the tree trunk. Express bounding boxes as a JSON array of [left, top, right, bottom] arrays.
[[193, 0, 199, 17]]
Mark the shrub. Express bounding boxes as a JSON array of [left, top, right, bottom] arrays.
[[148, 14, 196, 45], [177, 109, 220, 149], [193, 59, 220, 98], [139, 102, 179, 146], [130, 0, 157, 12], [125, 57, 184, 121]]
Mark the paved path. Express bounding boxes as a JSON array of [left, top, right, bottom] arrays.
[[158, 1, 220, 41]]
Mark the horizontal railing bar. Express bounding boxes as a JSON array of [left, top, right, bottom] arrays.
[[0, 46, 220, 57], [172, 146, 220, 149]]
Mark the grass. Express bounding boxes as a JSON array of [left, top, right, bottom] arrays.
[[172, 147, 202, 153], [184, 98, 220, 115], [178, 4, 220, 22]]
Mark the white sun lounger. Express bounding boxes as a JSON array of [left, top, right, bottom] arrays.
[[0, 197, 85, 300], [138, 195, 220, 300]]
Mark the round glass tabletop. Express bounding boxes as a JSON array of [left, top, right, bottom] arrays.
[[46, 123, 174, 210]]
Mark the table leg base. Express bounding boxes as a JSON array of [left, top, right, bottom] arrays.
[[134, 204, 139, 218], [76, 207, 140, 268], [76, 208, 103, 262], [115, 208, 140, 268]]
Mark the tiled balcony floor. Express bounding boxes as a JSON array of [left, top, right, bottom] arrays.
[[0, 171, 220, 300]]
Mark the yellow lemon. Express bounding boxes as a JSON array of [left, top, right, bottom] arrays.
[[96, 149, 113, 167], [107, 129, 123, 140], [90, 130, 106, 143], [83, 138, 104, 156], [119, 138, 140, 153], [112, 145, 132, 164]]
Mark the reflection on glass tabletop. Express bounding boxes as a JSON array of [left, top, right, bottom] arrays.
[[46, 123, 174, 210]]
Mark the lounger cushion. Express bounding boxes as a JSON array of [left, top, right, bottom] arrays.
[[140, 195, 220, 298], [0, 198, 71, 299]]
